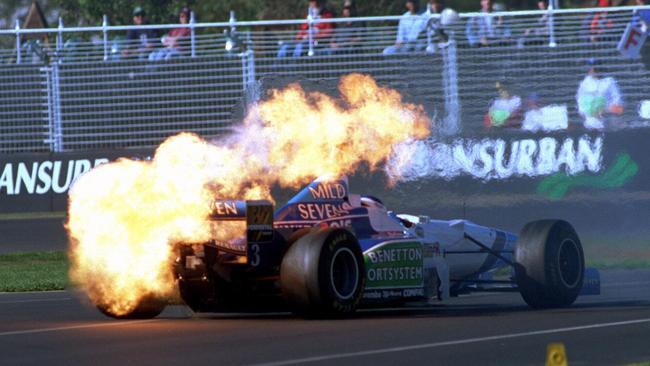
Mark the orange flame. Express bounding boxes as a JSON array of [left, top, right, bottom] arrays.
[[67, 73, 431, 316]]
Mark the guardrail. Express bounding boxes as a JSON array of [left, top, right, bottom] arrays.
[[1, 6, 649, 153]]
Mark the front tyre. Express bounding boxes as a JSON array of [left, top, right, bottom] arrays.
[[515, 220, 584, 308], [280, 228, 365, 317]]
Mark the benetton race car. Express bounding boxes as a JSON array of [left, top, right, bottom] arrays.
[[107, 176, 600, 318]]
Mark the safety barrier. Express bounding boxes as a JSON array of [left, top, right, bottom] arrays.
[[1, 6, 649, 153]]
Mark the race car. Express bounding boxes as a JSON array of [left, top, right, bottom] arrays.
[[107, 175, 600, 318]]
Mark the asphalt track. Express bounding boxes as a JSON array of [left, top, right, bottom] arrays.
[[0, 270, 649, 366]]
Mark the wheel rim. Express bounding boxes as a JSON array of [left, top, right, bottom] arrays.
[[558, 238, 581, 288], [330, 247, 359, 300]]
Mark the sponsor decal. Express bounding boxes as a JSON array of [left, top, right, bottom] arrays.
[[212, 201, 240, 216], [247, 202, 274, 241], [363, 288, 425, 300], [388, 135, 603, 181], [308, 182, 347, 199], [364, 241, 424, 288], [422, 242, 441, 258], [297, 202, 350, 220], [216, 237, 247, 254], [0, 158, 109, 195], [322, 218, 353, 228]]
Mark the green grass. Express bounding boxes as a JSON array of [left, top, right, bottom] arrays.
[[0, 211, 66, 221], [587, 258, 650, 269], [582, 235, 650, 269], [0, 251, 68, 292], [0, 242, 647, 294]]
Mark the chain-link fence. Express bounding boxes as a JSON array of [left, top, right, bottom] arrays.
[[1, 6, 649, 153]]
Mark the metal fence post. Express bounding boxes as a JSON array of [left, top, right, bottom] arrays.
[[102, 15, 108, 61], [246, 50, 258, 105], [229, 11, 236, 32], [52, 62, 64, 152], [441, 39, 460, 135], [52, 62, 63, 152], [548, 4, 557, 47], [57, 17, 64, 63], [426, 14, 434, 53], [15, 19, 21, 64], [307, 14, 314, 56], [43, 66, 55, 151], [190, 11, 196, 57]]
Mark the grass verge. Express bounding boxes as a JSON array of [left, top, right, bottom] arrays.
[[0, 211, 66, 221], [587, 258, 650, 269], [0, 251, 68, 292], [0, 248, 647, 293]]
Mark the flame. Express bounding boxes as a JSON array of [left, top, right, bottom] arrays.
[[67, 73, 431, 316]]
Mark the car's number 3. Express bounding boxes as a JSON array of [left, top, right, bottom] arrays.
[[250, 244, 260, 266]]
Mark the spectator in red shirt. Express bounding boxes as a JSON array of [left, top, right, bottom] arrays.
[[590, 0, 614, 42], [277, 0, 335, 57], [149, 7, 192, 61]]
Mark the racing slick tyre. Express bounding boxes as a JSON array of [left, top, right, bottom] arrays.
[[96, 296, 166, 319], [280, 228, 365, 317], [515, 220, 584, 308]]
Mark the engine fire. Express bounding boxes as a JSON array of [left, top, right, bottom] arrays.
[[66, 73, 431, 316]]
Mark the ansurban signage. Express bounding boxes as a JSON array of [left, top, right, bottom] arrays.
[[0, 158, 109, 195], [390, 135, 603, 180], [0, 149, 151, 213]]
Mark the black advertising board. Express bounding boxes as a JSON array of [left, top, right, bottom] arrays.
[[0, 149, 153, 213], [2, 128, 649, 253], [350, 128, 650, 249]]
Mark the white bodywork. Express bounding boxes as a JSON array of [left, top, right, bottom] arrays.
[[397, 214, 517, 301]]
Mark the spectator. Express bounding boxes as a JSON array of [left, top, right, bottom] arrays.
[[424, 0, 449, 52], [491, 3, 513, 46], [517, 0, 549, 48], [329, 2, 363, 54], [576, 58, 623, 130], [633, 0, 650, 70], [466, 0, 495, 47], [521, 93, 568, 132], [484, 80, 522, 128], [633, 0, 650, 29], [122, 7, 161, 60], [590, 0, 614, 43], [149, 7, 192, 61], [277, 0, 335, 57], [382, 0, 428, 55]]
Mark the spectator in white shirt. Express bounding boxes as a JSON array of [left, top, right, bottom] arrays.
[[466, 0, 495, 47], [383, 0, 428, 54], [576, 58, 623, 129]]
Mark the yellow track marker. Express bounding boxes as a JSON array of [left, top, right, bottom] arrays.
[[546, 343, 568, 366]]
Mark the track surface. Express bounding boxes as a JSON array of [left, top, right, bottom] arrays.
[[1, 270, 649, 366]]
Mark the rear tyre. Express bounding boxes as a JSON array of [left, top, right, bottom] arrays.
[[178, 277, 217, 312], [515, 220, 584, 308], [280, 228, 365, 317], [96, 296, 166, 319]]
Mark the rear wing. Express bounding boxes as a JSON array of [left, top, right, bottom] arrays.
[[210, 199, 279, 270]]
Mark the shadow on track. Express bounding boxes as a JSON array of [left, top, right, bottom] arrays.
[[160, 299, 650, 321]]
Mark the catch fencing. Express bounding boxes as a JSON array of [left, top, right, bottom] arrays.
[[1, 6, 649, 153]]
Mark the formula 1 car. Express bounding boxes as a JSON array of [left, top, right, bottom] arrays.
[[110, 175, 600, 318]]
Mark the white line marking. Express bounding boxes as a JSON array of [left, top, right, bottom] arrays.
[[0, 319, 157, 337], [0, 297, 72, 304], [602, 281, 650, 288], [250, 318, 650, 366]]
